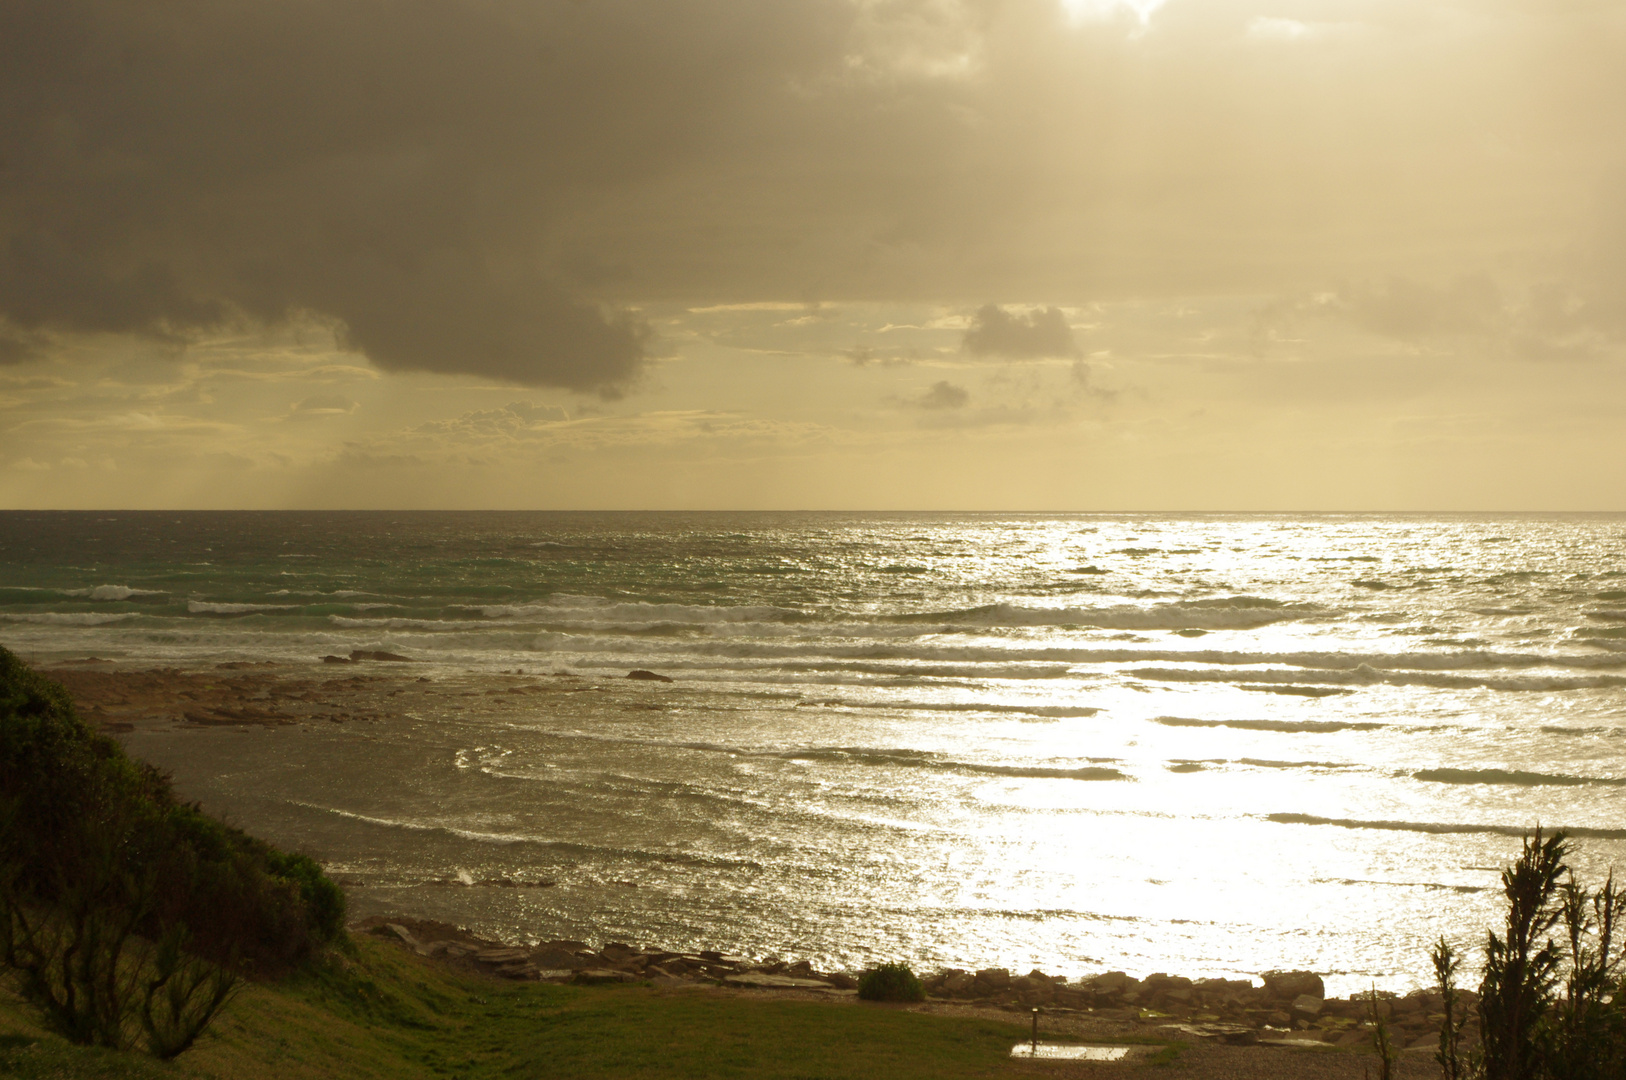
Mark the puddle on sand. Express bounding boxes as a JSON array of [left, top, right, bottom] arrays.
[[1009, 1044, 1131, 1061]]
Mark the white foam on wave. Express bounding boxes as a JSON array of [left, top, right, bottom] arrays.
[[0, 611, 137, 625], [470, 599, 806, 624], [893, 596, 1322, 631], [187, 600, 301, 614], [70, 584, 168, 601], [1128, 664, 1626, 692]]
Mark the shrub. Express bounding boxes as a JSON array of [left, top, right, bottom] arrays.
[[858, 962, 925, 1002], [0, 647, 345, 1053], [1433, 827, 1626, 1080]]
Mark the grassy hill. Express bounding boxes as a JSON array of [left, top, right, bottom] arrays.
[[1, 934, 1049, 1079]]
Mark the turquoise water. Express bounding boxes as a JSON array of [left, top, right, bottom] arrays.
[[3, 511, 1625, 991]]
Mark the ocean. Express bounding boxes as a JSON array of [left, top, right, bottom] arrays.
[[2, 510, 1623, 994]]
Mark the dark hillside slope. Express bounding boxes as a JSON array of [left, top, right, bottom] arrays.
[[0, 646, 342, 975]]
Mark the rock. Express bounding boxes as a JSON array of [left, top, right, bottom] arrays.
[[531, 946, 586, 970], [575, 968, 639, 984], [1290, 994, 1324, 1021], [725, 973, 836, 990], [321, 654, 354, 664], [1196, 977, 1255, 995], [1263, 970, 1325, 1000], [627, 669, 674, 682], [1015, 975, 1055, 1004], [601, 943, 637, 962], [825, 972, 858, 990], [974, 967, 1011, 992], [350, 649, 413, 662], [1159, 1022, 1259, 1046], [1093, 1007, 1139, 1022], [496, 962, 538, 980], [1086, 971, 1135, 996], [474, 947, 530, 965], [1142, 973, 1193, 993], [381, 922, 419, 946], [941, 971, 975, 994]]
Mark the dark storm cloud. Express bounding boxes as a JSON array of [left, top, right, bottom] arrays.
[[0, 0, 842, 392], [3, 0, 1622, 396], [962, 304, 1078, 359]]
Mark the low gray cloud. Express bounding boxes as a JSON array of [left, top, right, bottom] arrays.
[[1334, 276, 1504, 339], [907, 380, 970, 410], [0, 0, 840, 393], [962, 305, 1078, 359], [844, 345, 926, 366], [3, 0, 1621, 398]]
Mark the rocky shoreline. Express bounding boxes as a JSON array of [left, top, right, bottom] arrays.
[[358, 916, 1463, 1055]]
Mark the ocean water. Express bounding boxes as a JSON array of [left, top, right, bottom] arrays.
[[2, 510, 1624, 993]]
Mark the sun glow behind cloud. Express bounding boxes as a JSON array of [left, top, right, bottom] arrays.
[[2, 0, 1624, 508], [1058, 0, 1168, 26]]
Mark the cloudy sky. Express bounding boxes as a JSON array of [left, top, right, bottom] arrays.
[[2, 0, 1623, 509]]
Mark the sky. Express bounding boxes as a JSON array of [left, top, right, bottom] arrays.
[[1, 0, 1623, 510]]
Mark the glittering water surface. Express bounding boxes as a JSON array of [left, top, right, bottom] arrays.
[[3, 511, 1624, 993]]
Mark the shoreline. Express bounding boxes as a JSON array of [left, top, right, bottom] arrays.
[[354, 913, 1459, 1057], [49, 657, 1472, 1007]]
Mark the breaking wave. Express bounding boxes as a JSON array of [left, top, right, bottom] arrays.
[[1412, 767, 1626, 787], [1266, 813, 1626, 840]]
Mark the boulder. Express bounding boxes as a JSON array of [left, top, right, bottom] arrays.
[[1014, 975, 1055, 1004], [474, 947, 530, 965], [383, 923, 419, 946], [575, 968, 638, 985], [974, 967, 1011, 991], [1290, 994, 1324, 1021], [350, 649, 413, 662], [627, 669, 674, 682], [941, 971, 975, 994], [1263, 970, 1324, 1000], [1086, 971, 1136, 996], [531, 946, 585, 970]]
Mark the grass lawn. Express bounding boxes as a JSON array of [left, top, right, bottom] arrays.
[[0, 936, 1134, 1079]]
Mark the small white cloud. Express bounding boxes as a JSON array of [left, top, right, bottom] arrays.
[[288, 394, 359, 418]]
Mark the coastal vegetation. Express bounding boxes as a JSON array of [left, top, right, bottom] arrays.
[[1433, 828, 1626, 1080], [0, 646, 343, 1055], [858, 962, 926, 1002], [0, 933, 1067, 1079]]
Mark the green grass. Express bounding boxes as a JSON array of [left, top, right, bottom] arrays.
[[0, 936, 1156, 1079]]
